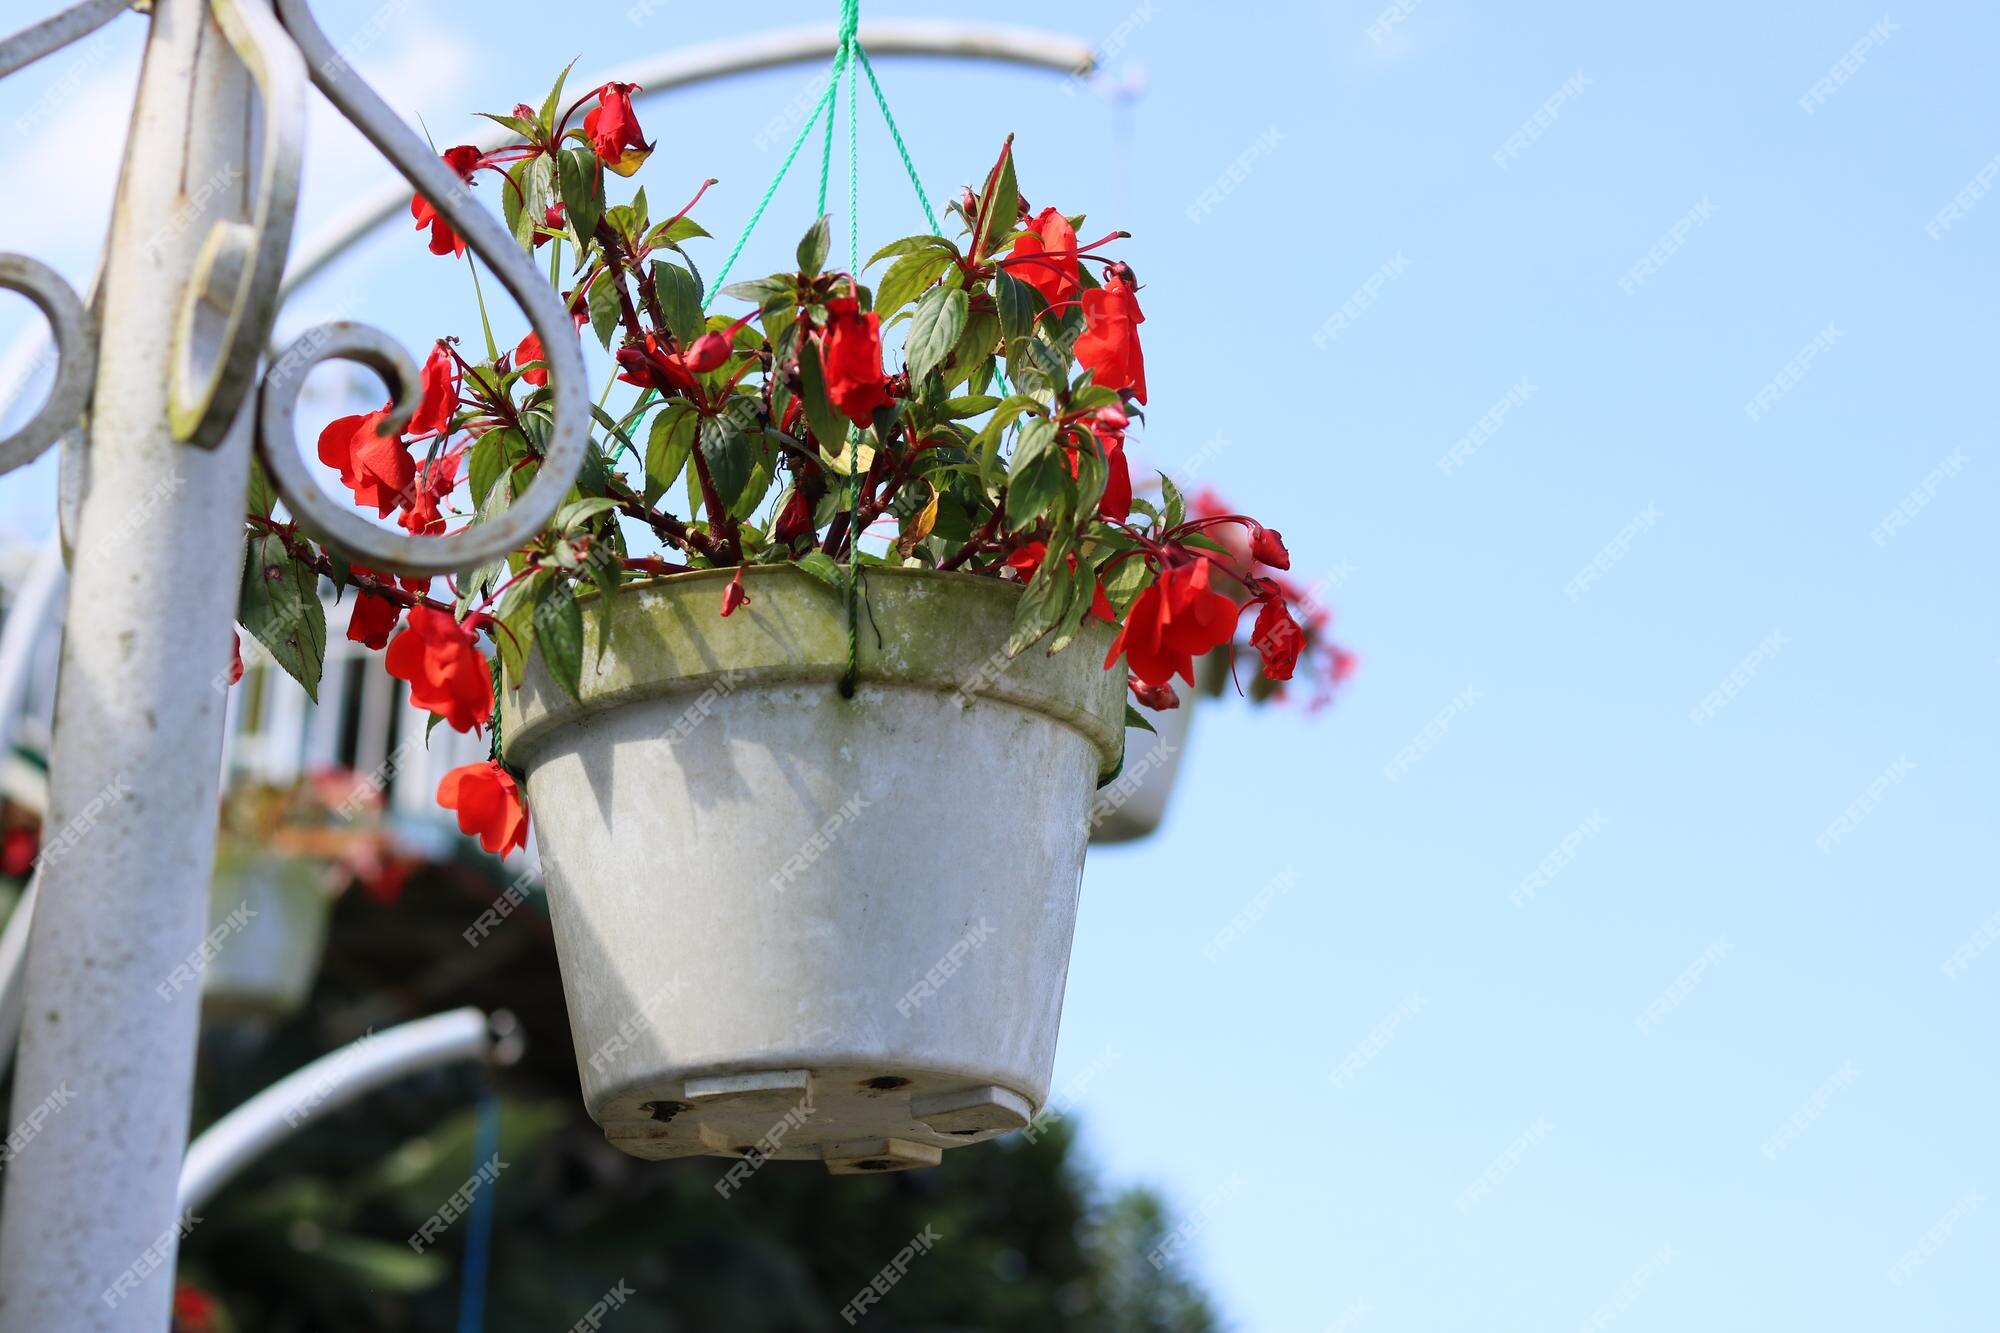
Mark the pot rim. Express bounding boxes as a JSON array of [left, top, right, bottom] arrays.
[[500, 563, 1128, 779]]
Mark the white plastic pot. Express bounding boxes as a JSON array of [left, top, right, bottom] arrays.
[[502, 567, 1125, 1173], [200, 850, 331, 1021]]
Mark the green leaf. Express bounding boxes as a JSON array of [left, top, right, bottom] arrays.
[[494, 568, 547, 685], [245, 457, 277, 518], [653, 215, 711, 246], [538, 583, 585, 701], [238, 535, 326, 702], [586, 271, 623, 350], [720, 276, 793, 307], [558, 147, 602, 251], [1160, 472, 1186, 529], [797, 214, 831, 276], [1101, 550, 1149, 616], [943, 394, 1002, 420], [1048, 545, 1107, 655], [729, 453, 775, 521], [581, 412, 633, 473], [480, 111, 542, 142], [1006, 541, 1071, 656], [795, 549, 847, 592], [1011, 416, 1060, 475], [538, 58, 579, 134], [467, 429, 510, 508], [947, 309, 999, 390], [644, 403, 698, 505], [866, 234, 956, 268], [973, 141, 1018, 261], [995, 270, 1041, 345], [874, 247, 954, 318], [651, 261, 704, 345], [555, 496, 620, 533], [699, 412, 752, 511], [796, 337, 850, 451], [906, 287, 968, 384], [1005, 451, 1065, 534], [1124, 703, 1159, 734], [501, 155, 534, 250]]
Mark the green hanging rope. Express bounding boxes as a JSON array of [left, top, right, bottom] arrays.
[[854, 44, 940, 235], [837, 8, 865, 697], [691, 0, 950, 699]]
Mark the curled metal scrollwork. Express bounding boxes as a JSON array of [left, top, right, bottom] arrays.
[[257, 0, 590, 578], [0, 1, 129, 475], [0, 0, 130, 80], [0, 256, 96, 477], [167, 0, 305, 449]]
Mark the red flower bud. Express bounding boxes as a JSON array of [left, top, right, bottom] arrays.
[[719, 566, 751, 617], [684, 330, 732, 374], [615, 333, 696, 396], [774, 488, 815, 547], [532, 202, 565, 249], [1251, 525, 1291, 570], [1130, 677, 1180, 711], [1250, 596, 1304, 682]]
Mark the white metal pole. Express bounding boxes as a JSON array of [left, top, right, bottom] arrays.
[[0, 0, 259, 1325]]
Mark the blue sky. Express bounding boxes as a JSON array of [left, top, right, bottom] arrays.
[[4, 0, 1997, 1328]]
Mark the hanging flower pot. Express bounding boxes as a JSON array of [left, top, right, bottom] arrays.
[[1089, 651, 1225, 845], [196, 781, 410, 1020], [199, 847, 331, 1021], [501, 566, 1121, 1169], [244, 64, 1346, 1168]]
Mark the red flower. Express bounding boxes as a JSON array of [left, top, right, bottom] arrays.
[[318, 408, 415, 517], [399, 448, 462, 537], [533, 202, 565, 248], [719, 566, 750, 617], [1105, 557, 1239, 688], [616, 331, 697, 396], [1250, 525, 1291, 570], [1090, 405, 1132, 523], [513, 329, 547, 387], [1006, 206, 1079, 304], [173, 1283, 219, 1332], [1250, 595, 1303, 681], [819, 297, 894, 427], [1073, 277, 1147, 404], [226, 632, 244, 687], [385, 606, 492, 733], [411, 145, 482, 257], [437, 761, 528, 857], [346, 566, 403, 650], [408, 343, 458, 438], [584, 82, 653, 177], [2, 826, 38, 877], [1004, 542, 1116, 623]]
